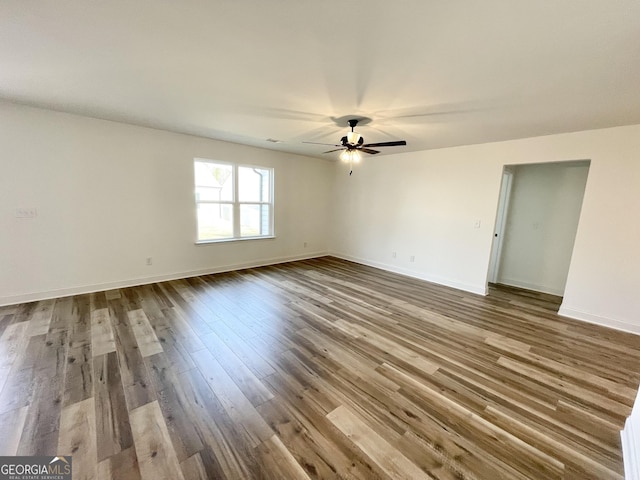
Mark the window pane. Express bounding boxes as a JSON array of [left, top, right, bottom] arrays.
[[240, 204, 270, 237], [239, 167, 271, 203], [195, 186, 224, 201], [197, 203, 233, 240], [195, 162, 233, 202]]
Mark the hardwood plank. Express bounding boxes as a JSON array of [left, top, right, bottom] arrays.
[[0, 314, 13, 339], [129, 400, 185, 480], [395, 434, 472, 480], [394, 429, 524, 480], [485, 404, 622, 479], [327, 404, 431, 480], [189, 348, 273, 448], [108, 297, 154, 410], [266, 348, 343, 417], [432, 367, 621, 466], [377, 361, 566, 479], [157, 282, 213, 337], [207, 320, 277, 379], [256, 395, 385, 479], [105, 290, 121, 301], [179, 452, 208, 480], [25, 299, 56, 337], [57, 397, 97, 480], [8, 302, 38, 328], [154, 326, 196, 373], [160, 307, 206, 353], [176, 368, 258, 479], [63, 296, 93, 407], [0, 364, 33, 415], [255, 434, 313, 480], [63, 343, 93, 407], [96, 459, 111, 480], [497, 356, 630, 420], [97, 446, 142, 480], [16, 299, 71, 455], [0, 321, 31, 413], [200, 330, 274, 407], [91, 307, 116, 357], [555, 399, 622, 446], [0, 321, 29, 392], [93, 351, 133, 461], [128, 309, 163, 358], [144, 354, 203, 462], [0, 406, 29, 455], [135, 291, 196, 373]]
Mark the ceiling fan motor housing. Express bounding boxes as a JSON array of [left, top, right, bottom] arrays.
[[341, 135, 364, 147]]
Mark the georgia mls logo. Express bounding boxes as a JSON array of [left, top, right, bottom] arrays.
[[0, 456, 72, 480], [49, 457, 71, 473]]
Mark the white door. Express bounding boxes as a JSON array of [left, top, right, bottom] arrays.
[[488, 169, 513, 283]]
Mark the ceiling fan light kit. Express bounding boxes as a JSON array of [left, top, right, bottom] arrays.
[[340, 149, 361, 163]]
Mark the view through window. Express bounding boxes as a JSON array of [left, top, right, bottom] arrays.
[[194, 160, 273, 242]]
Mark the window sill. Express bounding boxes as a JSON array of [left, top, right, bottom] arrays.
[[195, 235, 276, 245]]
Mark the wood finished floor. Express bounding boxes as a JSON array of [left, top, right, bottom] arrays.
[[1, 256, 639, 479]]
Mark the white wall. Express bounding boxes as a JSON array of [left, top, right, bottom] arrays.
[[330, 148, 498, 294], [330, 124, 640, 334], [2, 101, 639, 335], [497, 161, 589, 295], [0, 102, 332, 305]]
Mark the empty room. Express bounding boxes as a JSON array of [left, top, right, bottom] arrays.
[[1, 1, 640, 479]]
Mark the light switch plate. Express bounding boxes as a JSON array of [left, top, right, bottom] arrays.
[[15, 208, 38, 218]]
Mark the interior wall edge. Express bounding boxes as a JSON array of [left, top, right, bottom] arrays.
[[0, 251, 329, 307], [621, 389, 640, 480], [558, 306, 640, 336], [330, 251, 488, 296]]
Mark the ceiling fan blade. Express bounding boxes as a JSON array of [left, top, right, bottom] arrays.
[[360, 148, 380, 154], [303, 141, 343, 147], [323, 148, 346, 154], [362, 140, 407, 148]]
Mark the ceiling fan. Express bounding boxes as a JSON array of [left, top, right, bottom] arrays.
[[304, 119, 407, 168]]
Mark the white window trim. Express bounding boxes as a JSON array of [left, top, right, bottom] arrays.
[[195, 235, 276, 245], [194, 159, 275, 243]]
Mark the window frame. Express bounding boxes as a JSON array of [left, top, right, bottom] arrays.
[[194, 158, 275, 244]]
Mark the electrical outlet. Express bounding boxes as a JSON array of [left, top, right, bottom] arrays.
[[303, 242, 308, 248], [410, 255, 415, 262], [146, 257, 153, 266], [474, 219, 481, 228], [392, 251, 396, 258]]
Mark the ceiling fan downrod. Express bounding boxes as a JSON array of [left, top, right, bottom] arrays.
[[345, 119, 363, 146]]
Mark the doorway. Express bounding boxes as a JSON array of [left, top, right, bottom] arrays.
[[487, 160, 590, 296]]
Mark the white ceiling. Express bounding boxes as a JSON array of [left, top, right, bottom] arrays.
[[1, 1, 639, 159]]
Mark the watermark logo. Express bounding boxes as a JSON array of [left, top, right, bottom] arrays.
[[0, 456, 72, 480]]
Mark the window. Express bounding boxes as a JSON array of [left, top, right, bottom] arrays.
[[194, 159, 273, 242]]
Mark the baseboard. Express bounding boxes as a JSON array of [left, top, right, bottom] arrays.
[[497, 277, 565, 296], [330, 252, 487, 296], [0, 251, 329, 306], [558, 306, 640, 336]]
